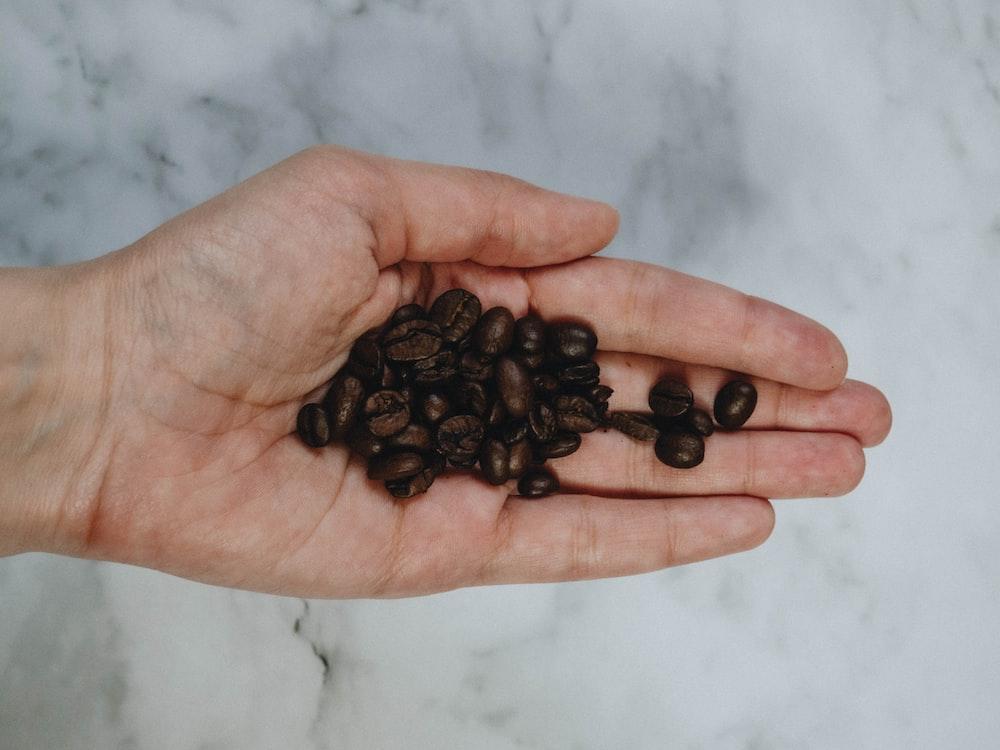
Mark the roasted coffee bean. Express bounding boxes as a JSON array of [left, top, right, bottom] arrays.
[[649, 378, 694, 418], [507, 439, 532, 479], [514, 315, 546, 355], [654, 431, 705, 469], [516, 352, 545, 371], [296, 403, 331, 447], [420, 392, 451, 424], [588, 384, 614, 405], [410, 349, 457, 384], [346, 422, 385, 458], [390, 303, 426, 327], [714, 380, 757, 429], [547, 322, 597, 363], [686, 408, 715, 437], [518, 468, 559, 497], [496, 356, 534, 418], [474, 306, 515, 356], [430, 289, 482, 343], [346, 332, 383, 382], [448, 452, 479, 468], [532, 373, 560, 397], [607, 411, 659, 441], [554, 395, 599, 433], [363, 389, 411, 437], [535, 431, 581, 459], [501, 419, 529, 445], [367, 451, 424, 481], [480, 437, 510, 485], [385, 457, 441, 498], [528, 402, 557, 442], [383, 319, 443, 362], [323, 373, 366, 440], [436, 415, 485, 457], [450, 380, 488, 417], [557, 361, 600, 386], [486, 398, 507, 428], [458, 350, 494, 381], [387, 423, 433, 452]]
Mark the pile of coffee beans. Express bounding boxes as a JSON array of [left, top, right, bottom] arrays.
[[295, 288, 757, 499]]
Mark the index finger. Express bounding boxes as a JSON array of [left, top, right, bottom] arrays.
[[526, 257, 848, 390]]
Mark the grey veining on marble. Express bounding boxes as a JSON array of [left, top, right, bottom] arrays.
[[2, 1, 1000, 748]]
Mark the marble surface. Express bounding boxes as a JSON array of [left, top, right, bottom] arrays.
[[2, 1, 999, 747]]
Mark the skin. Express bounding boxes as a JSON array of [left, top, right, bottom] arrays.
[[0, 145, 892, 598]]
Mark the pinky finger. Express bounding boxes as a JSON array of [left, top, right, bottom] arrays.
[[474, 494, 774, 585]]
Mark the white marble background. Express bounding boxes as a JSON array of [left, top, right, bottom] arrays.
[[2, 1, 999, 747]]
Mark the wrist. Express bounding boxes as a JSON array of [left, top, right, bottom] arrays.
[[0, 262, 116, 557]]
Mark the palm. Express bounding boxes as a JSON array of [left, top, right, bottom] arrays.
[[83, 147, 890, 598]]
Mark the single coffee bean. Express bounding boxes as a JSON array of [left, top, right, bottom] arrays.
[[546, 322, 597, 363], [322, 373, 366, 440], [480, 437, 510, 485], [514, 315, 546, 355], [389, 303, 426, 327], [535, 431, 581, 459], [588, 384, 614, 405], [430, 289, 482, 343], [507, 438, 532, 479], [501, 419, 529, 445], [474, 306, 515, 356], [654, 431, 705, 469], [383, 319, 443, 362], [553, 394, 599, 433], [296, 403, 331, 447], [410, 349, 457, 384], [346, 422, 385, 458], [420, 392, 451, 424], [557, 361, 600, 386], [714, 380, 757, 429], [458, 350, 494, 381], [607, 411, 659, 441], [363, 389, 411, 437], [385, 459, 440, 498], [450, 380, 488, 417], [528, 402, 557, 442], [346, 332, 383, 382], [518, 468, 559, 498], [649, 378, 694, 418], [436, 415, 485, 458], [532, 373, 560, 397], [367, 451, 425, 481], [387, 423, 433, 452], [496, 356, 534, 418], [686, 408, 715, 437]]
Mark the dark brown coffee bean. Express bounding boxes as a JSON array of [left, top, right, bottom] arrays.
[[458, 350, 494, 381], [480, 437, 510, 485], [514, 315, 546, 355], [383, 319, 443, 362], [346, 332, 383, 382], [532, 373, 560, 397], [507, 439, 532, 479], [485, 398, 507, 428], [390, 303, 426, 327], [607, 411, 659, 441], [296, 403, 331, 447], [322, 373, 366, 440], [546, 322, 597, 362], [588, 384, 614, 405], [367, 451, 424, 481], [430, 289, 482, 343], [410, 349, 457, 384], [557, 361, 600, 386], [536, 431, 581, 459], [346, 422, 385, 458], [363, 389, 411, 437], [448, 453, 479, 468], [501, 420, 529, 445], [528, 402, 557, 442], [496, 356, 534, 418], [686, 408, 715, 437], [385, 457, 441, 498], [436, 415, 485, 457], [474, 306, 515, 356], [518, 468, 559, 497], [450, 380, 488, 417], [654, 431, 705, 469], [553, 394, 599, 433], [420, 392, 451, 424], [714, 380, 757, 429], [387, 423, 433, 452], [649, 378, 694, 418]]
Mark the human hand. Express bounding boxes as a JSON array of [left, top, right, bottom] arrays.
[[0, 146, 891, 597]]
